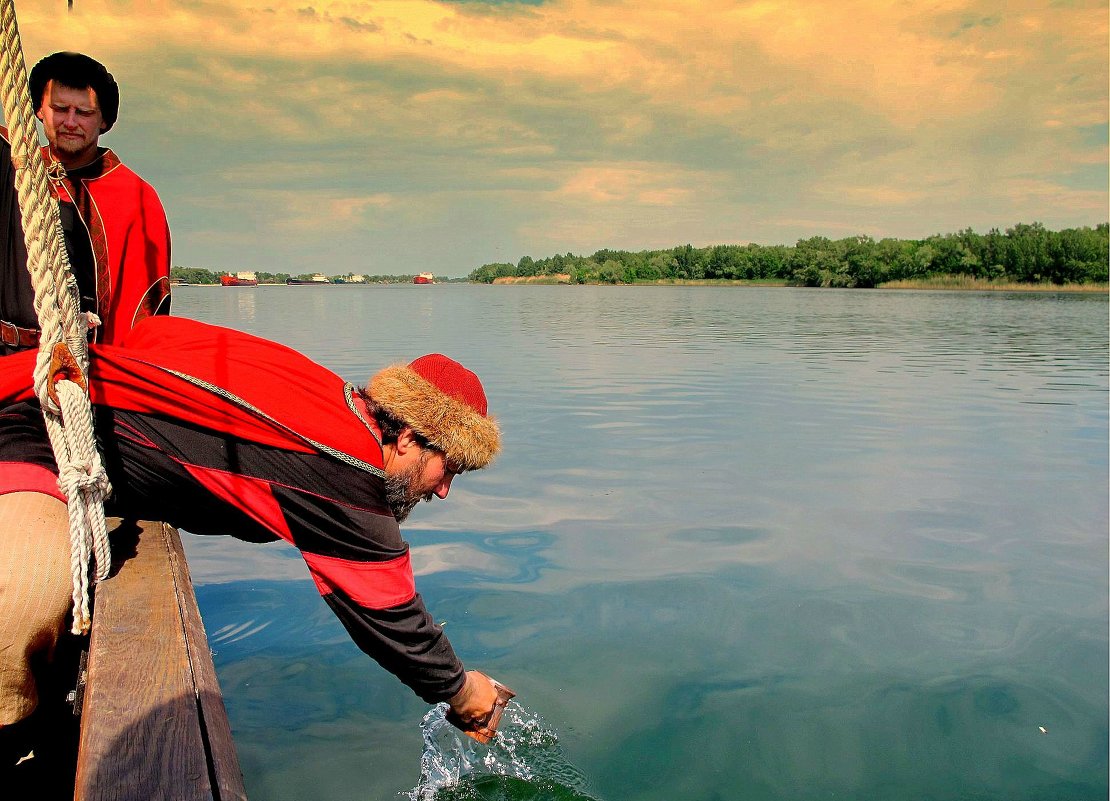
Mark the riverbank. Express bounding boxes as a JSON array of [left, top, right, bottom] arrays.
[[489, 274, 1108, 292], [492, 274, 573, 284], [879, 276, 1108, 292]]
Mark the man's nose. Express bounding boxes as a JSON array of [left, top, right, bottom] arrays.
[[61, 109, 79, 127], [433, 474, 454, 499]]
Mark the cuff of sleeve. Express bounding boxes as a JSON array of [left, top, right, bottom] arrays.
[[422, 668, 467, 705]]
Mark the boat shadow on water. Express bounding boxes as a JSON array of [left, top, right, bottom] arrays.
[[428, 775, 600, 801]]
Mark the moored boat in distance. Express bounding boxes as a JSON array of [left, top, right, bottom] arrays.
[[220, 271, 258, 286], [287, 273, 330, 285], [413, 272, 435, 284]]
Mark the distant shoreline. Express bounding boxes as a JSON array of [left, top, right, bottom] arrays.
[[490, 275, 1108, 292], [175, 277, 1108, 293]]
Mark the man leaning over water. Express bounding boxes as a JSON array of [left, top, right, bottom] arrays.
[[0, 315, 505, 767]]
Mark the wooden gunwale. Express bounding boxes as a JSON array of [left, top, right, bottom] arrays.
[[74, 519, 246, 800]]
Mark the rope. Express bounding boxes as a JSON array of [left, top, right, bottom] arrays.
[[0, 0, 112, 635]]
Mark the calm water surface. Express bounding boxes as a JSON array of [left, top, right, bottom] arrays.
[[172, 285, 1108, 801]]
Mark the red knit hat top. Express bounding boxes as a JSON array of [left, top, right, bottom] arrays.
[[407, 354, 488, 417]]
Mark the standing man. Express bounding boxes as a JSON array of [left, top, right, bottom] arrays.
[[0, 53, 172, 779], [0, 316, 506, 763], [0, 51, 171, 354]]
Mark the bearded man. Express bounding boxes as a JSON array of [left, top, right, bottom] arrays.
[[0, 316, 504, 762]]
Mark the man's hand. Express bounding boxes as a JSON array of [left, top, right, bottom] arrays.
[[446, 670, 500, 728], [445, 670, 516, 742]]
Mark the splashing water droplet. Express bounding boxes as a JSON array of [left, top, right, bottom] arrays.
[[406, 702, 600, 801]]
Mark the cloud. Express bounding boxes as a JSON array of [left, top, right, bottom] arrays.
[[255, 189, 396, 232], [6, 0, 1104, 274], [555, 163, 702, 205]]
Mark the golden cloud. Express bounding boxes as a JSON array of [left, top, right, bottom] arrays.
[[8, 0, 1103, 260], [16, 1, 1104, 146]]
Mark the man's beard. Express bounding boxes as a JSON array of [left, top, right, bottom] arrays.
[[385, 449, 433, 523], [53, 137, 85, 155], [51, 133, 95, 159]]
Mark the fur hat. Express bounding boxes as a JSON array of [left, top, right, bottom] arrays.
[[369, 354, 500, 470]]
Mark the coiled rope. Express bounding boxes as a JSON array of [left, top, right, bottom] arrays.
[[0, 0, 112, 635]]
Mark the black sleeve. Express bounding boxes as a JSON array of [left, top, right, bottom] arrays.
[[271, 481, 467, 703], [323, 590, 466, 704]]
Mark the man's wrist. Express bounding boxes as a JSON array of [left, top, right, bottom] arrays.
[[447, 672, 473, 707]]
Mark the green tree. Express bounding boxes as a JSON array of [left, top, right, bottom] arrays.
[[466, 222, 1108, 286], [171, 266, 219, 284]]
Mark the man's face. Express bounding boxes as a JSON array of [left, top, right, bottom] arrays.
[[37, 80, 105, 166], [385, 445, 460, 523]]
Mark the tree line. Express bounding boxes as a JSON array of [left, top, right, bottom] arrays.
[[468, 222, 1109, 287]]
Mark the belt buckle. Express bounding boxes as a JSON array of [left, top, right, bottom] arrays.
[[0, 320, 18, 347]]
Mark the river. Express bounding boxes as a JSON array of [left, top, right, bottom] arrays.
[[171, 284, 1108, 801]]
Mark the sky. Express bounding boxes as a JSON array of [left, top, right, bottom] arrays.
[[8, 0, 1108, 277]]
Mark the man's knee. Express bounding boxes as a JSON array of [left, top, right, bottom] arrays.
[[0, 492, 71, 725]]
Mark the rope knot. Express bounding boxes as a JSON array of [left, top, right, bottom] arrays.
[[57, 459, 111, 500], [2, 2, 110, 636]]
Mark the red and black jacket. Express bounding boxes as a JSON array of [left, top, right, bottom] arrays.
[[0, 316, 465, 703]]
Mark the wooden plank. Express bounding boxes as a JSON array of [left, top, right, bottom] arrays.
[[74, 520, 246, 801], [164, 523, 247, 801]]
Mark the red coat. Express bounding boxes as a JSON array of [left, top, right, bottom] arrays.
[[0, 129, 171, 345], [50, 146, 172, 343]]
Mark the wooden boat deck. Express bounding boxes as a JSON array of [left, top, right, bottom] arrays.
[[75, 519, 246, 800]]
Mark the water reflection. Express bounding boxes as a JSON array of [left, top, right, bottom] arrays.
[[172, 286, 1107, 801]]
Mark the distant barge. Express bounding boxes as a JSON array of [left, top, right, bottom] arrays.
[[220, 271, 258, 287], [286, 274, 330, 285]]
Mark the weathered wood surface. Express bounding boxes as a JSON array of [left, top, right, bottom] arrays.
[[74, 519, 246, 801]]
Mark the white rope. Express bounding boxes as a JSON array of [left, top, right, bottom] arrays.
[[0, 0, 112, 634]]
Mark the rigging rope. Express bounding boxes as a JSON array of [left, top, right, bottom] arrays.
[[0, 0, 112, 635]]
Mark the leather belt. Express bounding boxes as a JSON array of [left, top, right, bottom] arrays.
[[0, 319, 41, 349]]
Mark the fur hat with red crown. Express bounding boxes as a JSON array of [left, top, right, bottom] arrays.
[[369, 353, 500, 471]]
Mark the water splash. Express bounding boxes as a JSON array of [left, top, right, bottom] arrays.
[[405, 702, 600, 801]]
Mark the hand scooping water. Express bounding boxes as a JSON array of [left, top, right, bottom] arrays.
[[407, 700, 601, 801], [445, 673, 516, 743]]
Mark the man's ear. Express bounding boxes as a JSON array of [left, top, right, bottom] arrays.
[[395, 427, 422, 456]]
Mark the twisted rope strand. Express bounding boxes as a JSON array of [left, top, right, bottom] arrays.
[[0, 0, 112, 634]]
